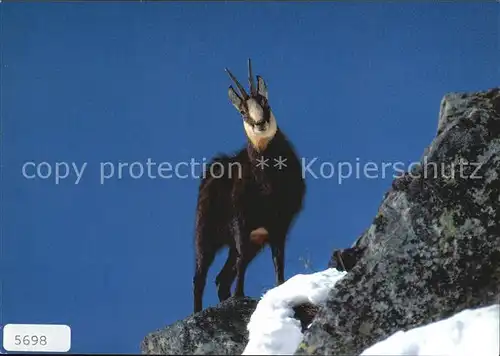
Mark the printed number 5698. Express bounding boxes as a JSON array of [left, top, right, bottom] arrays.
[[14, 335, 48, 346], [3, 323, 70, 352]]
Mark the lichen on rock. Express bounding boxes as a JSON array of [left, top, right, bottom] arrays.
[[141, 297, 257, 355], [301, 87, 500, 355]]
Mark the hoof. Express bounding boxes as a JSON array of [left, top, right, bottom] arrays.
[[217, 288, 231, 302]]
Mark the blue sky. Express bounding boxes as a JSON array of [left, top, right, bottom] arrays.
[[1, 2, 498, 354]]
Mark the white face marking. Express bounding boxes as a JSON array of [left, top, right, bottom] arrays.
[[247, 98, 265, 124], [243, 109, 277, 151]]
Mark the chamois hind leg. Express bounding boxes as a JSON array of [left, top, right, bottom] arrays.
[[215, 247, 237, 302], [193, 242, 216, 313]]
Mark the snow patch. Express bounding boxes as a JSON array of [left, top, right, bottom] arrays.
[[242, 268, 347, 355], [242, 265, 499, 356], [361, 303, 500, 356]]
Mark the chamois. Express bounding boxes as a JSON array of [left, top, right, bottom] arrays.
[[193, 59, 306, 313]]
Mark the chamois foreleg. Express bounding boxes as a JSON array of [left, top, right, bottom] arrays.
[[215, 247, 237, 301], [232, 218, 262, 298], [233, 223, 250, 298]]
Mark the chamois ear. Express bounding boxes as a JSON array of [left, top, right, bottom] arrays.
[[228, 86, 243, 111], [256, 75, 268, 100]]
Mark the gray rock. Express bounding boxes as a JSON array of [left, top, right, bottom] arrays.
[[141, 295, 321, 354], [141, 297, 257, 355], [297, 87, 500, 355]]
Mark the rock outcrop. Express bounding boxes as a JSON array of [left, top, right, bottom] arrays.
[[141, 87, 500, 355], [141, 296, 319, 354], [141, 297, 256, 355], [299, 87, 500, 355]]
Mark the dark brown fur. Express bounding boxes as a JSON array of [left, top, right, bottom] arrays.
[[193, 128, 306, 313]]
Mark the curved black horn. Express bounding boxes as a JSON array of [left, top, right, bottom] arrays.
[[225, 67, 248, 99], [248, 58, 256, 96]]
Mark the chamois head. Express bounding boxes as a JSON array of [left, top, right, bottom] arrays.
[[226, 59, 278, 152]]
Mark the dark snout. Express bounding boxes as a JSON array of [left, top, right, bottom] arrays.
[[256, 121, 267, 131]]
